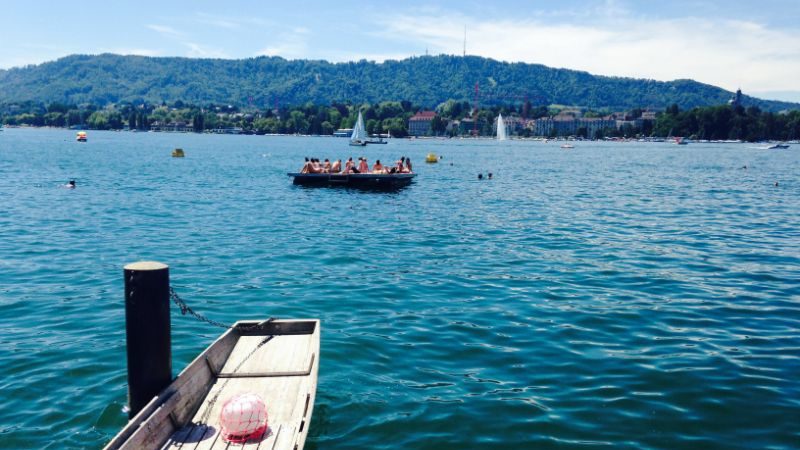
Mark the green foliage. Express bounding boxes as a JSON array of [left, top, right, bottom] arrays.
[[2, 93, 798, 141], [653, 105, 800, 141], [0, 54, 797, 112]]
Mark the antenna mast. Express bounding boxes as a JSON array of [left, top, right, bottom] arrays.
[[463, 25, 466, 57]]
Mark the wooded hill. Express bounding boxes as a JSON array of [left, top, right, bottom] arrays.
[[0, 53, 797, 112]]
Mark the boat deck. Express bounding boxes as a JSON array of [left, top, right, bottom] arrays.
[[105, 320, 319, 450]]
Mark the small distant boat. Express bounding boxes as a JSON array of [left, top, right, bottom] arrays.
[[425, 153, 438, 163], [172, 148, 185, 157], [766, 143, 790, 149], [76, 131, 87, 142], [674, 137, 689, 145], [104, 319, 320, 450], [560, 144, 574, 149], [349, 112, 367, 146], [288, 172, 415, 189], [365, 136, 388, 144]]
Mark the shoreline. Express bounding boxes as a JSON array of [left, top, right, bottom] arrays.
[[5, 126, 798, 144]]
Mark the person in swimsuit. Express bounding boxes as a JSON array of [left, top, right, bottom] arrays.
[[358, 157, 369, 173], [372, 160, 384, 173], [331, 159, 342, 173]]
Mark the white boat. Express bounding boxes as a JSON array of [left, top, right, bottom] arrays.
[[560, 143, 574, 149], [349, 111, 367, 146]]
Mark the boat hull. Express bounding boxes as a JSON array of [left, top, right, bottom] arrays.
[[104, 319, 320, 450], [288, 172, 415, 189]]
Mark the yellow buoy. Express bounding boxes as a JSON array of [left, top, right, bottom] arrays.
[[425, 153, 438, 163], [172, 148, 185, 158]]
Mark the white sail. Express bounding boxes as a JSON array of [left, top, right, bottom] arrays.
[[351, 111, 367, 143], [496, 113, 508, 141]]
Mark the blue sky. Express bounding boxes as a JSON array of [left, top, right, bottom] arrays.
[[2, 0, 799, 102]]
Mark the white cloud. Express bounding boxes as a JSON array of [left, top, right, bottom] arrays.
[[184, 43, 229, 58], [372, 11, 800, 94], [193, 12, 272, 30], [146, 24, 186, 39], [105, 48, 162, 57], [145, 24, 228, 58], [255, 28, 311, 59]]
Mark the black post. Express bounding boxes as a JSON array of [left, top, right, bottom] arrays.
[[124, 261, 172, 419]]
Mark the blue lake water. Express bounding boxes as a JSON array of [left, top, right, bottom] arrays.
[[0, 128, 798, 449]]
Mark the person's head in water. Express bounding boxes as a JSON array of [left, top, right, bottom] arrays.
[[478, 173, 483, 180], [488, 172, 493, 179], [69, 180, 76, 187]]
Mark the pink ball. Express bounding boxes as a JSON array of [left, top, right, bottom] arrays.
[[219, 393, 268, 441]]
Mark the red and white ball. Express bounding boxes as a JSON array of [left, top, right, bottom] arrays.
[[219, 393, 268, 441]]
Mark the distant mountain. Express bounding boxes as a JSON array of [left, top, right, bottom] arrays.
[[0, 54, 797, 112]]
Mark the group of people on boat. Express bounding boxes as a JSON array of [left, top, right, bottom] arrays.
[[300, 156, 412, 175]]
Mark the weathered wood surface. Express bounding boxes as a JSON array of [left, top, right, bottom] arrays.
[[105, 329, 238, 450], [105, 320, 319, 450]]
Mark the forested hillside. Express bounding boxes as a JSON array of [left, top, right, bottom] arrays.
[[1, 54, 797, 112]]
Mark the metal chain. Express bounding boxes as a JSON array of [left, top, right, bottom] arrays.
[[169, 286, 278, 428], [169, 287, 274, 332], [199, 334, 274, 425]]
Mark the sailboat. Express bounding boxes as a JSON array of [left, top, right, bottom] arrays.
[[350, 111, 367, 146]]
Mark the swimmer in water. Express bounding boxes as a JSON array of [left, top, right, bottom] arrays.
[[64, 180, 76, 189]]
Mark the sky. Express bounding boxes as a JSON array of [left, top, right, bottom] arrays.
[[2, 0, 799, 102]]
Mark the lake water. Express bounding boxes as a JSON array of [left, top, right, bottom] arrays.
[[0, 128, 798, 449]]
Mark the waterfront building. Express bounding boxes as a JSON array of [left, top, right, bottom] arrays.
[[553, 114, 578, 136], [530, 114, 617, 138], [459, 118, 476, 135], [149, 121, 193, 132], [333, 128, 353, 137], [579, 117, 617, 138], [408, 111, 436, 136]]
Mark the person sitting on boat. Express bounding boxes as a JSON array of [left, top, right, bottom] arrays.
[[331, 159, 342, 173], [372, 160, 384, 173], [405, 157, 412, 173], [307, 159, 322, 174], [322, 159, 332, 173], [395, 157, 405, 173], [344, 157, 355, 173], [358, 157, 369, 173], [300, 157, 311, 174]]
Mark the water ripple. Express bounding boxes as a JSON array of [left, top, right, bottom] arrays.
[[0, 130, 798, 449]]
